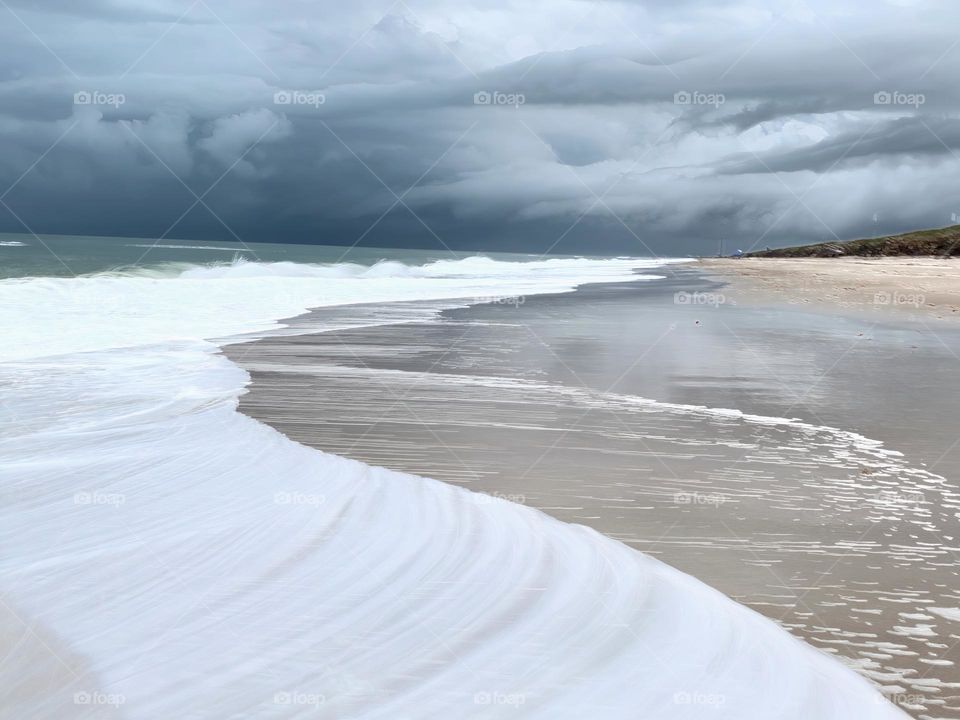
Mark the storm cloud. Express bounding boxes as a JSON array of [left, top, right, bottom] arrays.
[[1, 0, 959, 255]]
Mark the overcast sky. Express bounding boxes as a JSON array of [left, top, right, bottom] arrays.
[[1, 0, 958, 255]]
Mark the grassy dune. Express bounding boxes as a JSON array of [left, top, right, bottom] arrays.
[[748, 225, 960, 257]]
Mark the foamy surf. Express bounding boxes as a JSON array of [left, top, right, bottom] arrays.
[[0, 256, 905, 718]]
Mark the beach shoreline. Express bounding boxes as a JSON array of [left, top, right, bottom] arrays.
[[4, 251, 944, 719], [227, 266, 960, 718]]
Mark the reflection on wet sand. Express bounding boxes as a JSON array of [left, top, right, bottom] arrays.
[[228, 271, 960, 718]]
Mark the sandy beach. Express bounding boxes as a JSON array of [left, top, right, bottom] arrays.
[[701, 257, 960, 321], [228, 265, 960, 718]]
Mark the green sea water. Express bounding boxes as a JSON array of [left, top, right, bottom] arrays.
[[0, 232, 549, 279]]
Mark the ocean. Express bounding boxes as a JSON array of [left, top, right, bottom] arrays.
[[0, 232, 550, 279], [0, 233, 907, 718]]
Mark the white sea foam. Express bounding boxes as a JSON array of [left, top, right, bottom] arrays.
[[0, 240, 27, 246], [1, 256, 664, 361], [126, 243, 248, 251], [0, 256, 906, 718]]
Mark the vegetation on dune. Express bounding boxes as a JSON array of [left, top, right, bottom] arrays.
[[746, 225, 960, 257]]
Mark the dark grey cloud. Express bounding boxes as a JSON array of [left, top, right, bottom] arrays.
[[1, 0, 959, 256], [716, 116, 960, 174]]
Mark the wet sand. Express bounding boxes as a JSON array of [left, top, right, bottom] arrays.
[[226, 266, 960, 718]]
